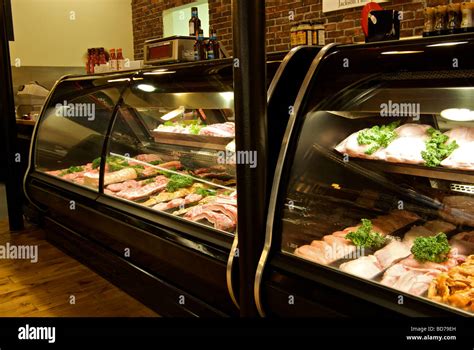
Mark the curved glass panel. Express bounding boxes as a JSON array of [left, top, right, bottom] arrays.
[[280, 38, 474, 315], [104, 68, 237, 235], [35, 78, 129, 190]]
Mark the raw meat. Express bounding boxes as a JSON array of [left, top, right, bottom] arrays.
[[440, 141, 474, 170], [295, 244, 332, 265], [115, 176, 168, 201], [334, 130, 387, 160], [198, 203, 237, 223], [423, 220, 456, 235], [394, 124, 431, 137], [450, 231, 474, 255], [403, 226, 436, 247], [379, 250, 466, 296], [339, 255, 382, 279], [106, 180, 140, 192], [444, 127, 474, 146], [374, 241, 411, 269], [384, 137, 427, 164], [153, 193, 203, 211], [199, 122, 235, 138], [439, 196, 474, 227], [83, 168, 137, 187], [134, 154, 162, 163], [184, 209, 235, 231], [159, 160, 183, 169], [371, 210, 420, 235]]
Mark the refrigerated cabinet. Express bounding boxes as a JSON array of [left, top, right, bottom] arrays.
[[25, 48, 321, 316], [256, 34, 474, 317]]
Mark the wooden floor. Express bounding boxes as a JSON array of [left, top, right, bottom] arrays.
[[0, 220, 158, 317]]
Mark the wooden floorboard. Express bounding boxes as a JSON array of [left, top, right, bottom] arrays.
[[0, 220, 159, 317]]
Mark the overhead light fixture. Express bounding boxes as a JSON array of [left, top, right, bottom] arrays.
[[161, 106, 185, 121], [137, 84, 156, 92], [107, 78, 130, 83], [426, 41, 468, 48], [381, 50, 424, 55], [440, 108, 474, 122]]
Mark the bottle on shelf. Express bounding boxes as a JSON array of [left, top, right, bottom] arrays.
[[109, 48, 117, 71], [189, 7, 201, 37], [208, 28, 220, 59], [194, 29, 206, 61], [89, 48, 97, 74], [423, 7, 436, 37], [99, 48, 107, 65], [290, 24, 298, 47], [461, 2, 474, 33], [86, 49, 92, 74], [117, 48, 125, 71]]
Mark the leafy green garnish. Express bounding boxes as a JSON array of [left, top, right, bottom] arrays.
[[142, 178, 155, 185], [163, 121, 174, 126], [149, 160, 162, 165], [411, 232, 451, 263], [166, 174, 194, 192], [92, 157, 101, 169], [357, 121, 399, 155], [421, 128, 459, 167], [189, 124, 203, 135], [59, 166, 84, 176], [195, 188, 217, 197], [345, 219, 387, 249]]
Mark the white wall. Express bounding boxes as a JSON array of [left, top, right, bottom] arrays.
[[9, 0, 134, 67], [163, 0, 209, 37]]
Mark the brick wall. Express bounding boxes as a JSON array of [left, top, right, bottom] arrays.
[[132, 0, 467, 59]]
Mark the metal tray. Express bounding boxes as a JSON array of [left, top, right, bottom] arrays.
[[151, 131, 233, 151]]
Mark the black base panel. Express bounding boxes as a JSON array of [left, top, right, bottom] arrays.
[[43, 216, 227, 317]]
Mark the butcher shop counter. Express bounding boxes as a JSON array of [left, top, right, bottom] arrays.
[[255, 33, 474, 317], [23, 47, 322, 316]]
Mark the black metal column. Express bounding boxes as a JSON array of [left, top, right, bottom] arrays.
[[232, 0, 267, 317], [0, 0, 24, 231]]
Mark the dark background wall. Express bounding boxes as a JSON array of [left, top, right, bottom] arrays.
[[131, 0, 467, 59]]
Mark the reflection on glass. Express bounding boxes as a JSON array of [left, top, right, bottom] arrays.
[[281, 74, 474, 315], [103, 81, 238, 235], [36, 84, 125, 191]]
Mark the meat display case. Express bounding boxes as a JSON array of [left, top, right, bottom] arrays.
[[256, 34, 474, 317], [24, 47, 321, 316]]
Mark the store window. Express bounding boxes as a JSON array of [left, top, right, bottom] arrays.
[[163, 0, 210, 37]]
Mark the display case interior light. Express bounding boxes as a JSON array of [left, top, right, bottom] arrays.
[[440, 108, 474, 122], [381, 50, 424, 55], [143, 69, 176, 75], [107, 78, 131, 83], [426, 41, 468, 48], [137, 84, 156, 92], [219, 92, 234, 101], [161, 106, 185, 121]]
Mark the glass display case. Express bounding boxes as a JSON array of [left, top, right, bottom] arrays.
[[25, 49, 322, 316], [259, 34, 474, 316], [34, 63, 238, 235]]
